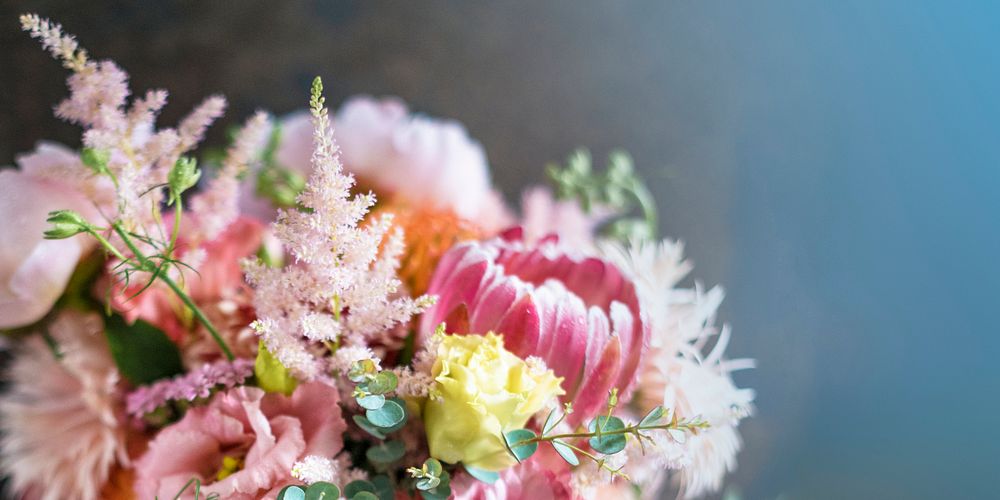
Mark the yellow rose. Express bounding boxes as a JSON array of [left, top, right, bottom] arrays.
[[423, 332, 565, 471]]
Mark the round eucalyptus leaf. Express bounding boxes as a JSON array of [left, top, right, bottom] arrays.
[[366, 399, 405, 428]]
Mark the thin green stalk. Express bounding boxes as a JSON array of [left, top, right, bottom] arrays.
[[519, 420, 707, 446], [112, 223, 235, 361]]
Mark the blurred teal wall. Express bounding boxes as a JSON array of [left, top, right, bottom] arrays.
[[704, 1, 1000, 497]]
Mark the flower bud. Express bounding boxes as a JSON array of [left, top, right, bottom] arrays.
[[43, 210, 91, 239], [167, 157, 201, 204]]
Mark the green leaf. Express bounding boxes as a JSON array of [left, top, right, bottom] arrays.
[[344, 480, 376, 498], [379, 398, 409, 433], [352, 415, 386, 440], [364, 371, 398, 395], [366, 399, 405, 428], [552, 440, 579, 466], [255, 340, 299, 395], [503, 429, 538, 462], [304, 482, 340, 500], [588, 416, 627, 455], [640, 405, 666, 427], [371, 475, 394, 500], [356, 393, 385, 410], [419, 470, 451, 500], [348, 359, 377, 383], [104, 315, 184, 385], [366, 440, 406, 464], [542, 409, 559, 435], [352, 493, 378, 500], [277, 485, 306, 500], [423, 458, 443, 477], [464, 465, 500, 484], [415, 476, 440, 491]]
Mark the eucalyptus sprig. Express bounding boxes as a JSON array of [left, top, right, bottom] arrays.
[[499, 389, 708, 479], [348, 360, 408, 440], [547, 148, 658, 242]]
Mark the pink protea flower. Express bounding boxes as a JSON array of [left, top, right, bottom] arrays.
[[110, 215, 264, 357], [134, 382, 345, 499], [418, 229, 649, 423]]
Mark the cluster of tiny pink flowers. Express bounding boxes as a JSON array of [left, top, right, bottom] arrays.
[[244, 80, 432, 380], [125, 358, 254, 418]]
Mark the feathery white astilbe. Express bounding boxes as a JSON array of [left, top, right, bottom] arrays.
[[245, 78, 433, 380], [600, 237, 755, 498]]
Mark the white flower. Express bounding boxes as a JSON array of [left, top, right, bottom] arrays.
[[291, 455, 338, 485], [600, 237, 755, 498]]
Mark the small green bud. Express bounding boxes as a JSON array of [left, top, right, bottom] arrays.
[[80, 148, 111, 176], [43, 210, 91, 239], [167, 157, 201, 204]]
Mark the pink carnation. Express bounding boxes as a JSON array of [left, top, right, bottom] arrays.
[[134, 382, 345, 500], [418, 229, 649, 423]]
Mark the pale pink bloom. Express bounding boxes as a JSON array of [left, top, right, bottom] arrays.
[[244, 87, 432, 380], [452, 458, 577, 500], [270, 97, 513, 230], [111, 216, 264, 356], [0, 167, 97, 329], [418, 230, 649, 423], [0, 310, 128, 500], [134, 382, 345, 500], [519, 187, 611, 251]]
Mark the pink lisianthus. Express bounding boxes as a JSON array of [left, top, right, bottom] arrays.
[[0, 145, 100, 329], [134, 382, 345, 500], [418, 229, 649, 423], [110, 215, 263, 359], [266, 96, 512, 232], [451, 457, 577, 500]]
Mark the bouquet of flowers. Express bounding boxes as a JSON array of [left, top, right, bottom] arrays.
[[0, 15, 754, 500]]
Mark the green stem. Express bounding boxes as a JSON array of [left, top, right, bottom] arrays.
[[89, 229, 128, 261], [169, 198, 183, 256], [525, 421, 705, 445], [112, 223, 235, 361]]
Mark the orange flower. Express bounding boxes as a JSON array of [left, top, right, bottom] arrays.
[[371, 202, 482, 296]]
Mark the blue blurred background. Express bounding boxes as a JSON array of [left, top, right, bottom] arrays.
[[2, 1, 997, 498]]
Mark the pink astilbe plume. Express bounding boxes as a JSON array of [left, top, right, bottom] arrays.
[[244, 78, 433, 380], [190, 111, 273, 240], [125, 358, 255, 419], [19, 14, 230, 227]]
